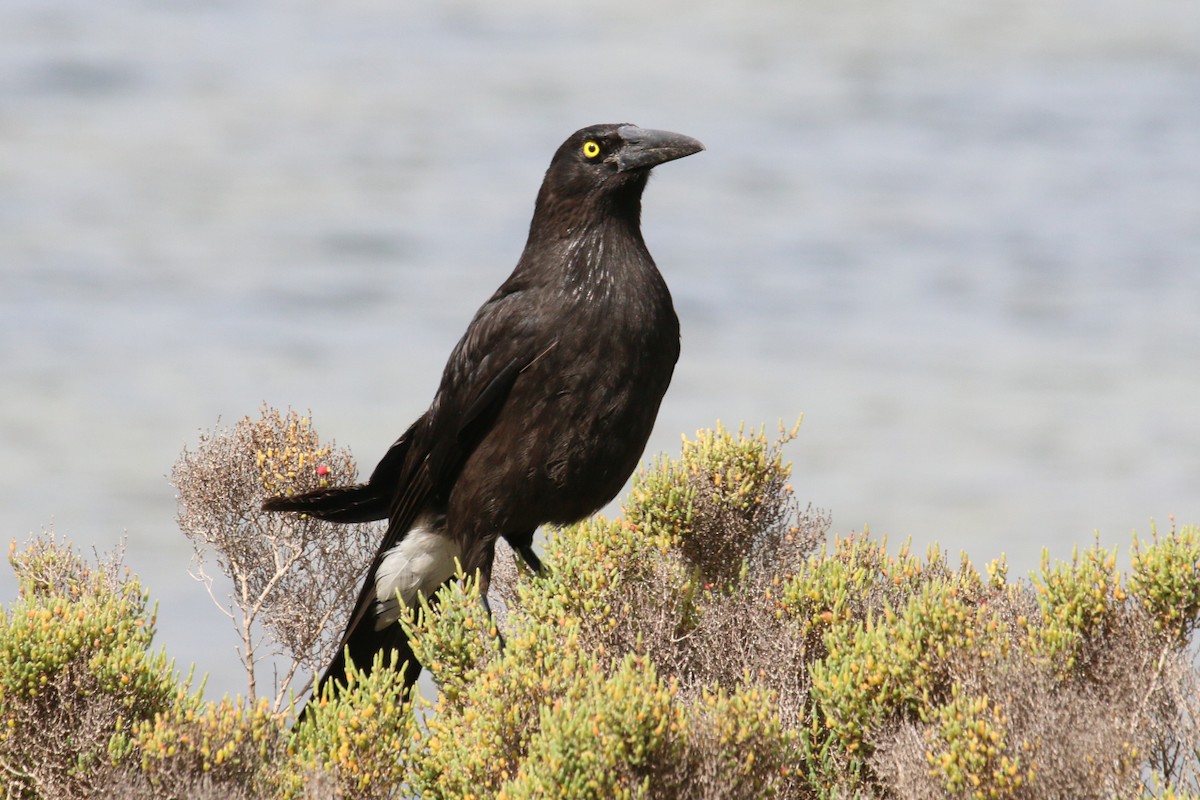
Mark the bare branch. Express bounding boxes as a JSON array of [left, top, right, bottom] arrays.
[[171, 406, 379, 704]]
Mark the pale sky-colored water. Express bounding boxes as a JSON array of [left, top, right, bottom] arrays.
[[2, 0, 1198, 698]]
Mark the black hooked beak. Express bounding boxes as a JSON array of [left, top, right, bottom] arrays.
[[613, 125, 705, 173]]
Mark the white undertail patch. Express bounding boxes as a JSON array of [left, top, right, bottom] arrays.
[[373, 512, 459, 631]]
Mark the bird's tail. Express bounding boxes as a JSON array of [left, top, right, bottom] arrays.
[[298, 613, 422, 724], [261, 483, 389, 524]]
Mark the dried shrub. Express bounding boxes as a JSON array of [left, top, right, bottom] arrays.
[[874, 609, 1180, 800], [915, 686, 1033, 797], [486, 538, 522, 637], [809, 569, 999, 757], [410, 581, 594, 799], [405, 429, 1194, 800], [1129, 521, 1200, 795], [171, 406, 379, 707], [1148, 646, 1200, 796], [92, 767, 260, 800]]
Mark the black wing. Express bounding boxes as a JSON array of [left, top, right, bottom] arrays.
[[310, 284, 552, 694]]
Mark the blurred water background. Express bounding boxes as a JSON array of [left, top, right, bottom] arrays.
[[2, 0, 1197, 698]]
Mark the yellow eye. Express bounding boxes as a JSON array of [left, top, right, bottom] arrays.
[[582, 140, 601, 159]]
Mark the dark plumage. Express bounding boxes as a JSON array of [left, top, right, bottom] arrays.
[[263, 123, 703, 712]]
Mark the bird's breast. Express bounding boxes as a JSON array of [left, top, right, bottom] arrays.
[[448, 227, 680, 531]]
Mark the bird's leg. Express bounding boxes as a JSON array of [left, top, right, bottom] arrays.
[[517, 544, 546, 577], [463, 542, 507, 651], [502, 529, 546, 577]]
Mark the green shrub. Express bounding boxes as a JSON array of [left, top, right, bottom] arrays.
[[923, 688, 1033, 799], [625, 421, 805, 587], [1028, 541, 1125, 675], [679, 683, 800, 799], [281, 651, 416, 800], [4, 414, 1199, 799], [1129, 522, 1200, 646], [126, 694, 287, 798], [0, 537, 177, 799], [499, 655, 682, 799], [410, 582, 598, 799], [808, 560, 1002, 757]]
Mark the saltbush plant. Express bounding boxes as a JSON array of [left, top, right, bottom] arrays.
[[281, 651, 416, 800], [119, 693, 288, 799], [1, 408, 1198, 799], [0, 537, 177, 799], [1130, 521, 1200, 645]]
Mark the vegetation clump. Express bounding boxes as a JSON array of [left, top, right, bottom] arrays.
[[171, 406, 379, 708], [1, 408, 1197, 799], [0, 537, 177, 798]]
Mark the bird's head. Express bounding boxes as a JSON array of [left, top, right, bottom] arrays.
[[536, 124, 704, 216]]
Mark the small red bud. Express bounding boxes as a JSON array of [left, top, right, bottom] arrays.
[[316, 464, 330, 476]]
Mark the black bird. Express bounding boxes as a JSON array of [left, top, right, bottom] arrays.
[[263, 123, 703, 709]]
